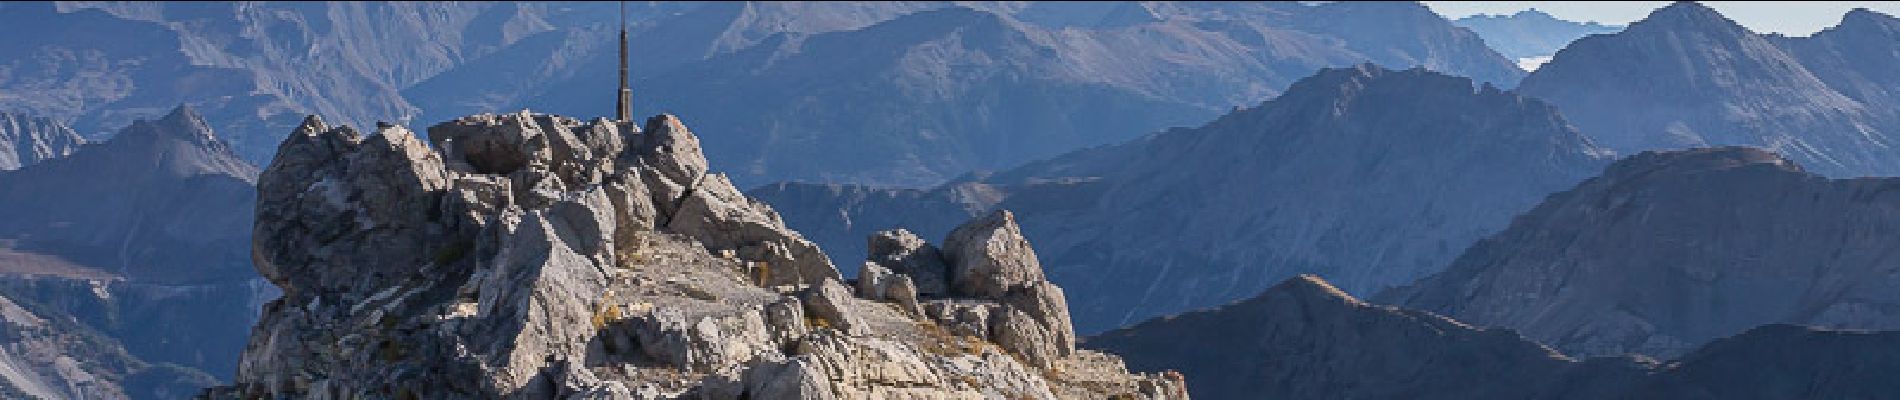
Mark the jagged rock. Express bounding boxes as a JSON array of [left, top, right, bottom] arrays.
[[855, 262, 924, 317], [855, 262, 893, 299], [942, 210, 1045, 299], [215, 111, 1181, 399], [762, 298, 810, 346], [253, 118, 448, 295], [795, 331, 947, 395], [999, 281, 1076, 358], [735, 357, 834, 400], [887, 277, 924, 317], [867, 229, 952, 296], [669, 173, 839, 287], [623, 307, 773, 373], [631, 115, 707, 188], [802, 278, 868, 336], [991, 308, 1065, 369], [923, 301, 997, 338]]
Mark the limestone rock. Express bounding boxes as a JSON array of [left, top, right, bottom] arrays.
[[867, 229, 952, 296], [999, 281, 1076, 358], [802, 278, 868, 335], [856, 262, 924, 317], [942, 210, 1045, 299], [215, 112, 1181, 399], [924, 300, 997, 338]]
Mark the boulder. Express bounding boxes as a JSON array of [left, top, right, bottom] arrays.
[[942, 210, 1044, 299], [867, 229, 952, 296], [801, 279, 867, 335]]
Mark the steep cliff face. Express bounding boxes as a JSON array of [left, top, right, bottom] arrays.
[[1385, 147, 1900, 358], [1094, 275, 1900, 400], [757, 64, 1611, 333], [0, 112, 86, 171], [1518, 3, 1900, 177], [210, 111, 1184, 399]]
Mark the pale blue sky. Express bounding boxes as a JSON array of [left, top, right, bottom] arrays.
[[1422, 2, 1900, 36]]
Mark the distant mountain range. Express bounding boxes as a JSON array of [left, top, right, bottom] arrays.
[[1520, 3, 1900, 177], [1453, 9, 1622, 70], [755, 64, 1609, 333], [0, 106, 269, 396], [5, 1, 1526, 187], [425, 1, 1526, 186], [1385, 147, 1900, 358], [1092, 274, 1900, 400]]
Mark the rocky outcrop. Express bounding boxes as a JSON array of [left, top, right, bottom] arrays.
[[851, 210, 1081, 370], [0, 112, 85, 170], [1095, 274, 1900, 400], [1385, 147, 1900, 358], [213, 111, 1184, 399], [757, 64, 1612, 334]]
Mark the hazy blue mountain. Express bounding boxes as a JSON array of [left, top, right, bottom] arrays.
[[1091, 274, 1900, 400], [418, 1, 1524, 186], [8, 1, 1523, 186], [1519, 2, 1900, 178], [0, 106, 271, 385], [2, 1, 568, 164], [755, 65, 1609, 333], [1384, 147, 1900, 359], [0, 291, 218, 400], [1453, 9, 1622, 70]]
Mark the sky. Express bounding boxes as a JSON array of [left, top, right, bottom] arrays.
[[1422, 2, 1900, 36]]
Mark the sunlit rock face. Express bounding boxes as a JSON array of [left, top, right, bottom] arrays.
[[211, 111, 1186, 399]]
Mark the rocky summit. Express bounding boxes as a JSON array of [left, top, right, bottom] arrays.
[[206, 111, 1184, 399]]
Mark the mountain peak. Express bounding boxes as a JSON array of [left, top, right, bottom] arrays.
[[133, 104, 221, 147], [1837, 7, 1900, 32], [1269, 274, 1363, 305], [1512, 8, 1558, 21], [1631, 1, 1749, 34]]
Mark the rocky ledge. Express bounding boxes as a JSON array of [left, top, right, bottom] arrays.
[[204, 111, 1185, 399]]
